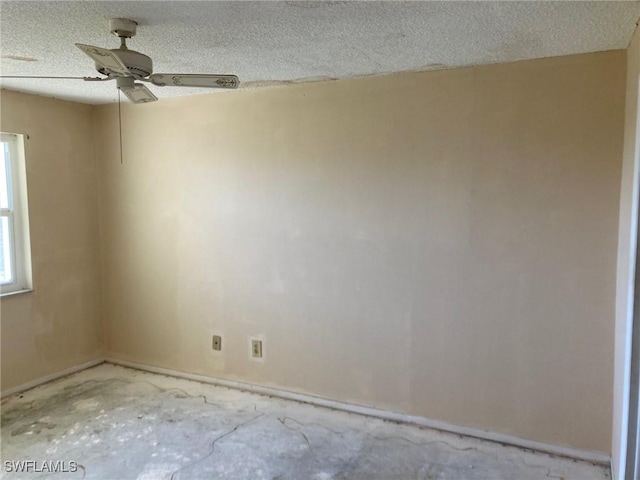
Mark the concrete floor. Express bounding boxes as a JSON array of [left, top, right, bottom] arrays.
[[1, 364, 610, 480]]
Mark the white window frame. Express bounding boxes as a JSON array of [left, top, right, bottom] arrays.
[[0, 132, 32, 295]]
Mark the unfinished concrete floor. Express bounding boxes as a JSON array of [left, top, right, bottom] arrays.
[[1, 364, 609, 480]]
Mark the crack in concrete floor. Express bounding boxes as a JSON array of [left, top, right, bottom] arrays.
[[1, 364, 611, 480], [169, 413, 265, 480]]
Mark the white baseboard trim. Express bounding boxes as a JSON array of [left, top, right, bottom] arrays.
[[105, 357, 610, 466], [1, 357, 105, 398]]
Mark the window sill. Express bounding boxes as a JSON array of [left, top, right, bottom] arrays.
[[1, 288, 34, 298]]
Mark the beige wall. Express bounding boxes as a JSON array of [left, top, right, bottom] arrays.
[[0, 90, 104, 391], [94, 50, 625, 453], [613, 26, 640, 479]]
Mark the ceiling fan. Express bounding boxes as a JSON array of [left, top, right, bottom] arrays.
[[1, 18, 239, 104]]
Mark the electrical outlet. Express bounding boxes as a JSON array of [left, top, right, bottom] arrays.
[[251, 339, 262, 358], [212, 335, 222, 351]]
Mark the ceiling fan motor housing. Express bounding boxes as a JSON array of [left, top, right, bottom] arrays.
[[96, 49, 153, 78]]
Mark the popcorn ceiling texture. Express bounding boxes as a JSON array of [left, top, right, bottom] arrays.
[[0, 0, 639, 104]]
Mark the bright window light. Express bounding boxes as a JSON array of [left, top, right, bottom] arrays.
[[0, 133, 32, 295]]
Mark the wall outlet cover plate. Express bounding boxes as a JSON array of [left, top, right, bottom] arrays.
[[251, 339, 262, 358], [249, 336, 265, 362]]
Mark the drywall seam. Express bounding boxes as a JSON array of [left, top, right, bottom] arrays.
[[0, 358, 105, 398], [105, 357, 611, 465]]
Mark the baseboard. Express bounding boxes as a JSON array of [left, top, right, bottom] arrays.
[[105, 357, 611, 466], [0, 357, 105, 398]]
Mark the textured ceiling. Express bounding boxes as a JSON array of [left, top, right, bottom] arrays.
[[1, 1, 639, 105]]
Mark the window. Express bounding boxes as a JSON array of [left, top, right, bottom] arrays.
[[0, 133, 32, 295]]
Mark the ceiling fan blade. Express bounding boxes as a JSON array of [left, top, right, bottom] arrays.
[[149, 74, 239, 89], [119, 83, 158, 104], [0, 75, 114, 82], [0, 75, 86, 80], [75, 43, 131, 75]]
